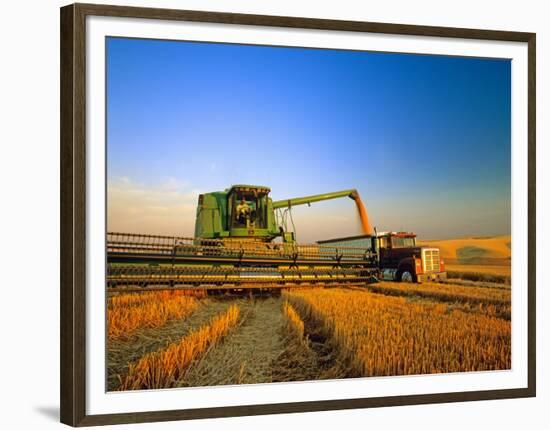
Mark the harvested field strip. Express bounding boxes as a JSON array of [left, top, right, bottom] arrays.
[[367, 281, 510, 306], [273, 297, 350, 382], [285, 288, 511, 376], [108, 291, 198, 340], [436, 278, 510, 290], [445, 265, 511, 285], [108, 299, 231, 391], [447, 270, 510, 285], [446, 264, 511, 276], [119, 304, 241, 390], [363, 282, 510, 320], [178, 298, 348, 387], [178, 298, 283, 387]]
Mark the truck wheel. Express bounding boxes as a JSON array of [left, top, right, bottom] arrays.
[[397, 268, 417, 283]]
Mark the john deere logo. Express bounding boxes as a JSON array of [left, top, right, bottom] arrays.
[[248, 229, 254, 235]]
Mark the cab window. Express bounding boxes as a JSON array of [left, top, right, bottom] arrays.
[[230, 191, 267, 229], [391, 236, 416, 248], [379, 236, 390, 248]]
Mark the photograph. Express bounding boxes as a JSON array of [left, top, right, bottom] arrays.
[[105, 36, 513, 392]]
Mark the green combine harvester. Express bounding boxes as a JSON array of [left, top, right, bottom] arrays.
[[194, 184, 365, 243], [107, 185, 378, 291]]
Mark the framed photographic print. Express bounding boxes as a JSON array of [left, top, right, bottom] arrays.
[[60, 3, 536, 426]]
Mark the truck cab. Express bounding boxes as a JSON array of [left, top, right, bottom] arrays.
[[375, 232, 446, 283]]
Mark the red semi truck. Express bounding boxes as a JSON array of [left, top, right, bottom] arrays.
[[318, 231, 447, 283]]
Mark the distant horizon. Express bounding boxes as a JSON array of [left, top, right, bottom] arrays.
[[107, 37, 511, 242]]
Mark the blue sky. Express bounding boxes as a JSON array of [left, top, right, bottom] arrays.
[[107, 37, 511, 241]]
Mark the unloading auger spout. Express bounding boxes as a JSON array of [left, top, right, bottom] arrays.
[[273, 188, 372, 235]]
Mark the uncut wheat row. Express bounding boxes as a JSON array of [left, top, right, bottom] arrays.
[[108, 290, 199, 340], [108, 289, 204, 309], [285, 288, 510, 376], [282, 300, 305, 339], [119, 304, 241, 390]]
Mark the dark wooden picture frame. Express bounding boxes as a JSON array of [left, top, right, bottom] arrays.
[[60, 3, 536, 426]]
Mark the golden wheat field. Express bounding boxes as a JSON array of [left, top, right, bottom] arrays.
[[108, 290, 199, 340], [107, 276, 511, 391], [284, 288, 510, 376]]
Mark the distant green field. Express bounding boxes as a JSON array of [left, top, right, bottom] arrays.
[[456, 246, 490, 262]]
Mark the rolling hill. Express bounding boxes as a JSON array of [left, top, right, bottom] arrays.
[[418, 235, 511, 266]]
